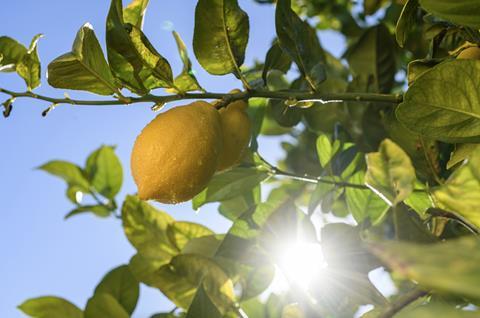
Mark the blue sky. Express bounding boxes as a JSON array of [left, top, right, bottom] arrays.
[[0, 1, 345, 317]]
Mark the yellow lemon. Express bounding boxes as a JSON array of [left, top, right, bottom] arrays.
[[217, 98, 251, 171], [131, 101, 223, 203], [457, 46, 480, 60]]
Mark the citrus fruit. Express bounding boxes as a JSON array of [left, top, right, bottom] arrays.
[[131, 101, 222, 203], [217, 98, 251, 171]]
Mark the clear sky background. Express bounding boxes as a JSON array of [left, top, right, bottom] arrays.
[[0, 1, 345, 317]]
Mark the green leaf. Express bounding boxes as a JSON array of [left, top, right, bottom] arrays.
[[397, 60, 480, 143], [48, 24, 118, 95], [122, 195, 177, 260], [364, 0, 388, 15], [262, 40, 292, 85], [94, 265, 139, 315], [393, 204, 437, 243], [447, 143, 478, 169], [0, 35, 42, 90], [238, 264, 275, 300], [151, 254, 235, 311], [18, 296, 82, 318], [433, 146, 480, 228], [38, 160, 90, 191], [396, 0, 419, 48], [66, 185, 85, 205], [185, 285, 222, 318], [193, 0, 249, 75], [192, 168, 269, 209], [128, 253, 166, 286], [308, 179, 341, 215], [346, 171, 389, 224], [128, 25, 174, 87], [0, 36, 27, 71], [218, 185, 260, 221], [316, 134, 336, 168], [84, 293, 129, 318], [123, 0, 150, 29], [181, 235, 223, 257], [216, 184, 304, 262], [396, 303, 480, 318], [318, 224, 387, 308], [169, 31, 203, 93], [365, 139, 416, 206], [369, 236, 480, 300], [65, 204, 111, 219], [419, 0, 480, 29], [406, 58, 442, 86], [275, 0, 326, 90], [404, 181, 432, 216], [106, 0, 173, 94], [85, 145, 123, 199], [167, 221, 214, 251], [16, 34, 42, 90], [345, 24, 397, 93]]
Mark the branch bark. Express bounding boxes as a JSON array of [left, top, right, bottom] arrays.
[[0, 87, 403, 109], [378, 288, 428, 318]]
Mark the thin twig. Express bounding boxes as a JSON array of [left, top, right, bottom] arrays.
[[378, 288, 428, 318], [0, 87, 403, 109]]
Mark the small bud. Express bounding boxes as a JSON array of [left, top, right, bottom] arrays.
[[151, 102, 166, 112], [41, 103, 57, 117], [2, 97, 15, 118]]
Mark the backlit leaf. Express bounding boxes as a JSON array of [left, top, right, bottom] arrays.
[[48, 24, 118, 95], [122, 195, 177, 260], [369, 236, 480, 299], [396, 0, 419, 48], [365, 139, 416, 206], [345, 24, 396, 93], [85, 145, 123, 199], [84, 293, 129, 318], [397, 60, 480, 143], [16, 34, 42, 90], [275, 0, 326, 90], [18, 297, 82, 318], [94, 265, 139, 315], [419, 0, 480, 29], [433, 146, 480, 228], [38, 160, 90, 191], [123, 0, 150, 29], [167, 221, 214, 251], [192, 168, 269, 209], [106, 0, 173, 94], [346, 171, 389, 224], [193, 0, 249, 75]]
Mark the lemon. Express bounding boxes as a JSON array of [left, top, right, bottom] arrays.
[[131, 101, 222, 203], [217, 98, 251, 171], [457, 46, 480, 60]]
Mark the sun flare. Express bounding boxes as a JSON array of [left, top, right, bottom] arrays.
[[277, 242, 326, 290]]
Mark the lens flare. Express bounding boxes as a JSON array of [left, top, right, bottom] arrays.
[[277, 242, 326, 290]]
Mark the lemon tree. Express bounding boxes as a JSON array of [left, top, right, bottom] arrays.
[[3, 0, 480, 317]]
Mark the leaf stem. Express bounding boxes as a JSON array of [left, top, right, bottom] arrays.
[[255, 152, 370, 190], [378, 288, 428, 318], [0, 87, 403, 109]]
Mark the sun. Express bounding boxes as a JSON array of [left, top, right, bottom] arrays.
[[276, 242, 326, 291]]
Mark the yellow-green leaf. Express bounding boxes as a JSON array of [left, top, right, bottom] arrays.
[[433, 146, 480, 228], [365, 139, 416, 206]]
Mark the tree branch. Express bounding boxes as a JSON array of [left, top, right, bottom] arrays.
[[0, 87, 403, 109], [378, 288, 428, 318]]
